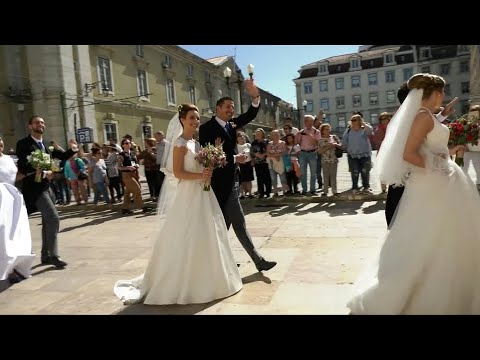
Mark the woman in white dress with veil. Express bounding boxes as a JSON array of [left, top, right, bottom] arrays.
[[0, 136, 35, 282], [347, 73, 480, 315], [114, 104, 243, 305]]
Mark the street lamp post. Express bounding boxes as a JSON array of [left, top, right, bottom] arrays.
[[223, 67, 232, 96], [247, 64, 255, 80], [301, 100, 308, 127], [236, 68, 244, 113]]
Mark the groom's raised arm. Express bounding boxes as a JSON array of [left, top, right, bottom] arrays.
[[233, 79, 261, 128]]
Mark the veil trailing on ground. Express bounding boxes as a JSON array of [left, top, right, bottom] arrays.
[[155, 113, 182, 226], [376, 88, 423, 187]]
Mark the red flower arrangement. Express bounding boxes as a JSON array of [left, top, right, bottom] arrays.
[[447, 114, 480, 166]]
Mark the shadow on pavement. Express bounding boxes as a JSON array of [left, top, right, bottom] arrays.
[[242, 272, 272, 285], [244, 200, 384, 217], [59, 211, 125, 233], [113, 297, 225, 315], [0, 279, 13, 294]]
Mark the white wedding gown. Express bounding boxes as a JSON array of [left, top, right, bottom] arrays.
[[348, 110, 480, 314], [114, 137, 243, 305], [0, 155, 35, 280]]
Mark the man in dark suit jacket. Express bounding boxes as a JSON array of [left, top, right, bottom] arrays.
[[16, 115, 78, 268], [385, 83, 457, 227], [199, 81, 276, 272]]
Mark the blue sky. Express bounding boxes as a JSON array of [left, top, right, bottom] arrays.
[[179, 45, 360, 107]]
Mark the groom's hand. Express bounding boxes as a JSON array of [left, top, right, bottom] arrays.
[[441, 97, 458, 118]]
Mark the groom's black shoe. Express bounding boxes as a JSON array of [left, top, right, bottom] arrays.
[[45, 256, 68, 268], [256, 259, 277, 272]]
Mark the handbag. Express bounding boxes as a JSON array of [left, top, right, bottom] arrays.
[[335, 147, 343, 158], [334, 135, 343, 158], [77, 170, 88, 181]]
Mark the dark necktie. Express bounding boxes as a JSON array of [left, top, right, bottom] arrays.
[[38, 141, 45, 152], [224, 123, 230, 134]]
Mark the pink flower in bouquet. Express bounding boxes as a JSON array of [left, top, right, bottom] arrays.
[[195, 144, 227, 191]]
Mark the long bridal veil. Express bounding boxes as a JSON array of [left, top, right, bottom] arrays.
[[376, 88, 423, 187]]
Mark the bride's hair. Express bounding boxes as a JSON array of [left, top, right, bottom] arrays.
[[407, 73, 445, 99], [178, 103, 199, 120]]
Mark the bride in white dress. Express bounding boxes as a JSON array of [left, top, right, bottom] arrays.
[[347, 73, 480, 315], [114, 104, 243, 305], [0, 136, 35, 281]]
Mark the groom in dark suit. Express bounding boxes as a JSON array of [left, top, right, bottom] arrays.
[[199, 80, 276, 272], [16, 115, 78, 268]]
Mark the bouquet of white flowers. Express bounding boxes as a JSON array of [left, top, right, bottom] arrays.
[[27, 149, 52, 182]]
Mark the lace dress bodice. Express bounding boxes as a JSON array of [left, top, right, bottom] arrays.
[[420, 108, 450, 155], [174, 137, 202, 174]]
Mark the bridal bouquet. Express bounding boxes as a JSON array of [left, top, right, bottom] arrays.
[[195, 144, 227, 191], [27, 149, 52, 182], [447, 114, 480, 166]]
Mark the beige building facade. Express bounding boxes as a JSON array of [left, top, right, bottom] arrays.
[[1, 45, 293, 149]]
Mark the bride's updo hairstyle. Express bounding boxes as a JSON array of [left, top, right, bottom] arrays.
[[178, 104, 199, 127], [407, 73, 446, 100]]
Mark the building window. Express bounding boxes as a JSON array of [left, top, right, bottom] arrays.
[[306, 100, 313, 113], [189, 85, 196, 104], [166, 79, 175, 105], [204, 71, 211, 82], [460, 61, 469, 73], [351, 59, 360, 68], [403, 67, 413, 81], [320, 98, 329, 111], [319, 80, 328, 92], [335, 77, 344, 90], [336, 96, 345, 109], [319, 64, 327, 73], [104, 122, 118, 143], [386, 90, 396, 103], [338, 116, 346, 131], [369, 60, 374, 67], [440, 64, 450, 75], [135, 45, 144, 58], [264, 98, 268, 106], [421, 65, 430, 73], [368, 73, 377, 86], [304, 82, 313, 94], [97, 57, 113, 93], [444, 84, 451, 96], [399, 55, 405, 62], [336, 65, 341, 72], [137, 69, 149, 99], [351, 76, 361, 88], [371, 113, 378, 124], [461, 82, 470, 94], [462, 100, 470, 114], [369, 92, 378, 105], [187, 64, 194, 76], [385, 71, 395, 83], [458, 45, 469, 54], [385, 54, 394, 64], [163, 54, 172, 68], [420, 47, 431, 59], [352, 95, 361, 107]]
